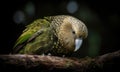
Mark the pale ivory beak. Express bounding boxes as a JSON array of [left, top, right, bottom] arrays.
[[74, 38, 83, 51]]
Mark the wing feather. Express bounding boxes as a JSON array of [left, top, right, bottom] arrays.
[[13, 19, 50, 53]]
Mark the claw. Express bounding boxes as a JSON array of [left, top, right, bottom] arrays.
[[62, 55, 65, 57], [42, 53, 45, 56], [48, 53, 51, 56]]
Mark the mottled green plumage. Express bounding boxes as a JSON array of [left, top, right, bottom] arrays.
[[12, 15, 88, 56], [13, 19, 54, 54]]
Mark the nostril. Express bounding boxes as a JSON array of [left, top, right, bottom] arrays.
[[79, 36, 82, 38]]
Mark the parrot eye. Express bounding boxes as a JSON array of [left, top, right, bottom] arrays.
[[72, 30, 75, 34]]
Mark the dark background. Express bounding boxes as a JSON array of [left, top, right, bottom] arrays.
[[0, 0, 119, 58]]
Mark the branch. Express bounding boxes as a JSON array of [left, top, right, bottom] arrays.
[[0, 50, 120, 72]]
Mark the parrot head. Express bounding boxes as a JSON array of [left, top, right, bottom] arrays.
[[53, 15, 88, 54]]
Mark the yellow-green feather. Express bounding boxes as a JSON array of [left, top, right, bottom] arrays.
[[13, 19, 50, 51]]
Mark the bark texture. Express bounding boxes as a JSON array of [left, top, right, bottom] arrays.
[[0, 50, 120, 72]]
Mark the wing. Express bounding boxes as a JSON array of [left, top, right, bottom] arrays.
[[12, 19, 50, 53]]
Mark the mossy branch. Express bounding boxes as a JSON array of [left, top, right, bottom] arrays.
[[0, 50, 120, 72]]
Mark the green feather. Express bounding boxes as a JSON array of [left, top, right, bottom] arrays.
[[13, 33, 32, 48], [13, 19, 51, 53]]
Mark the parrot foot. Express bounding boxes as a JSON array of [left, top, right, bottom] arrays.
[[48, 53, 51, 56], [62, 55, 65, 58], [41, 53, 45, 56]]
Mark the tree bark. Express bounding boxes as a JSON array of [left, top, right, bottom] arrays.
[[0, 50, 120, 72]]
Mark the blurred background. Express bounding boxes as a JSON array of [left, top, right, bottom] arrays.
[[0, 0, 119, 58]]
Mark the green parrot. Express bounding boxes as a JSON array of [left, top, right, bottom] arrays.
[[12, 15, 88, 56]]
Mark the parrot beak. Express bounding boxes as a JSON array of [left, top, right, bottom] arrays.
[[74, 38, 83, 51]]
